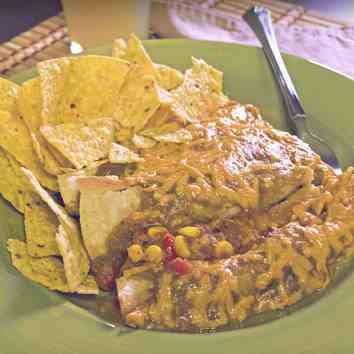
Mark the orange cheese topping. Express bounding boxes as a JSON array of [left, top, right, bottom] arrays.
[[115, 104, 354, 331]]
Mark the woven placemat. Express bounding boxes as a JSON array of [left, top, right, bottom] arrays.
[[0, 0, 352, 76]]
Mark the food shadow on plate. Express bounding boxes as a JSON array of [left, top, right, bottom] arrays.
[[63, 291, 134, 334]]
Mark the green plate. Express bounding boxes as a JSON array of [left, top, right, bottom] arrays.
[[2, 39, 354, 354]]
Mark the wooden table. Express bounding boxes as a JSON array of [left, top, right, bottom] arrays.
[[0, 0, 353, 76]]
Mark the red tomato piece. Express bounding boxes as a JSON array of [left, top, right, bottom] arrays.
[[163, 233, 175, 249], [164, 246, 176, 263], [167, 257, 192, 276], [96, 270, 115, 291]]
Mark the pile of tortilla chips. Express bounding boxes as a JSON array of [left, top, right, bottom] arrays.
[[2, 34, 227, 294]]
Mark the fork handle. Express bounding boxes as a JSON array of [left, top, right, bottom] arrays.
[[243, 6, 306, 124]]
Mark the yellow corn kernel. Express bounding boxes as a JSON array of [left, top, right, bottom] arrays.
[[175, 235, 191, 258], [214, 240, 234, 258], [147, 226, 167, 238], [128, 244, 144, 263], [178, 226, 201, 238], [145, 245, 163, 263]]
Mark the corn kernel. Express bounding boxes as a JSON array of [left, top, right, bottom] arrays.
[[175, 235, 191, 258], [178, 226, 201, 238], [146, 245, 163, 263], [128, 244, 144, 263], [214, 240, 234, 258], [147, 226, 167, 238]]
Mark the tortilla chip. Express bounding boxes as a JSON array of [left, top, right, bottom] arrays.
[[112, 36, 183, 90], [40, 117, 115, 169], [55, 224, 89, 291], [24, 192, 60, 257], [114, 126, 134, 145], [80, 187, 141, 259], [0, 109, 58, 191], [113, 35, 157, 76], [132, 134, 156, 149], [7, 239, 98, 294], [141, 121, 182, 138], [127, 34, 157, 74], [109, 143, 143, 164], [143, 105, 172, 130], [18, 78, 42, 138], [114, 70, 165, 131], [31, 132, 66, 175], [171, 57, 228, 123], [112, 38, 128, 58], [58, 161, 105, 215], [155, 64, 184, 91], [152, 128, 193, 143], [18, 78, 65, 175], [42, 141, 74, 171], [57, 172, 83, 216], [30, 255, 98, 294], [77, 176, 123, 192], [38, 55, 130, 125], [0, 77, 20, 113], [192, 57, 223, 91], [0, 149, 31, 212], [21, 168, 89, 290]]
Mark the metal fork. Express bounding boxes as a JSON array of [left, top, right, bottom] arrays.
[[243, 6, 341, 174]]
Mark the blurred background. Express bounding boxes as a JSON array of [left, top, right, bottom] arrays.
[[1, 0, 354, 78], [0, 0, 353, 43]]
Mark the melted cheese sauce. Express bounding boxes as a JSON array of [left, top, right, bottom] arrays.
[[113, 103, 354, 331]]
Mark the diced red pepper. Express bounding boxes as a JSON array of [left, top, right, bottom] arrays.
[[163, 233, 177, 263], [167, 257, 192, 276], [95, 253, 125, 291], [164, 246, 176, 263], [96, 270, 115, 291], [163, 233, 175, 249]]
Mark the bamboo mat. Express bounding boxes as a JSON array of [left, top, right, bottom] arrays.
[[0, 0, 352, 76]]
